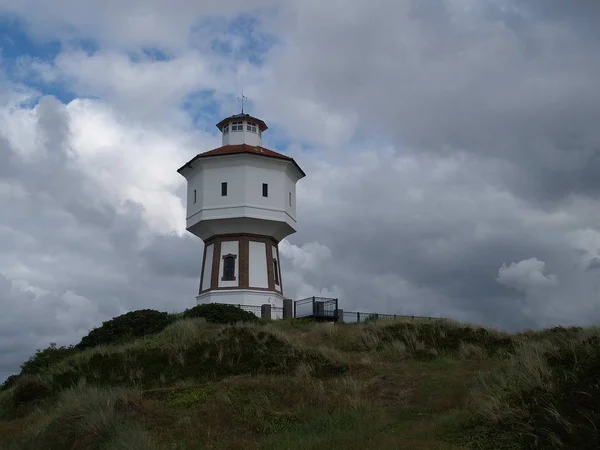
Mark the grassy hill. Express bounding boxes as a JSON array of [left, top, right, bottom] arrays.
[[0, 305, 599, 449]]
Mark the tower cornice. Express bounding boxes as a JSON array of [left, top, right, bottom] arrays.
[[177, 144, 306, 178]]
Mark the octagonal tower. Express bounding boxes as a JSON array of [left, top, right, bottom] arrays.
[[177, 112, 306, 311]]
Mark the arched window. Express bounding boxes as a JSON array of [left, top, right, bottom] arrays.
[[222, 254, 237, 281]]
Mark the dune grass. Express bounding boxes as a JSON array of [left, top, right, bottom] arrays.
[[1, 316, 599, 449]]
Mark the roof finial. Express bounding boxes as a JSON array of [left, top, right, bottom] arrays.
[[237, 91, 247, 114]]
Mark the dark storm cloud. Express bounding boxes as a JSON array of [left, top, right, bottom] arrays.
[[290, 155, 558, 329], [270, 0, 600, 204], [245, 0, 600, 332], [139, 233, 202, 278]]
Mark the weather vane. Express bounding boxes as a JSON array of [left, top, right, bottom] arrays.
[[237, 92, 247, 114]]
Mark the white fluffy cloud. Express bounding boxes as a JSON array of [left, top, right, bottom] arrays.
[[497, 258, 558, 292]]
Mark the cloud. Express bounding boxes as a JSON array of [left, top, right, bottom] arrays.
[[279, 240, 332, 272], [497, 258, 558, 292], [258, 0, 600, 203], [0, 272, 100, 382], [0, 0, 279, 51], [0, 92, 202, 379]]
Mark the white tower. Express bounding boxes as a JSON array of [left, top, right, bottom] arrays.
[[177, 112, 306, 311]]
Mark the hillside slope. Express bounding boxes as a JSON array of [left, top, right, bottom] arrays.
[[0, 310, 599, 449]]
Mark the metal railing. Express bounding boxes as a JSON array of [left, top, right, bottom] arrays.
[[224, 301, 441, 323], [294, 297, 339, 319], [341, 311, 442, 324]]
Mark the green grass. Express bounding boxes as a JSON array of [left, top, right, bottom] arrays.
[[1, 316, 599, 449]]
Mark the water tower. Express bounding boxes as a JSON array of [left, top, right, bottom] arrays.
[[177, 109, 305, 311]]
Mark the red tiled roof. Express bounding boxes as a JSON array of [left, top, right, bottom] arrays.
[[177, 144, 305, 177]]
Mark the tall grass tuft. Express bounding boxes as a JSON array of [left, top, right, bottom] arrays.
[[16, 384, 154, 450], [473, 332, 600, 449]]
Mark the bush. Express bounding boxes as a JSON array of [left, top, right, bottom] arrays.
[[76, 309, 177, 351], [183, 303, 260, 325], [1, 343, 77, 392], [12, 375, 52, 405], [0, 375, 53, 420], [0, 375, 20, 391], [19, 343, 77, 377]]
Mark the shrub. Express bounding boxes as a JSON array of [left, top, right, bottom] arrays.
[[0, 374, 20, 391], [183, 303, 260, 325], [12, 376, 52, 406], [76, 309, 177, 351], [20, 343, 77, 377], [0, 343, 77, 393], [0, 375, 53, 420]]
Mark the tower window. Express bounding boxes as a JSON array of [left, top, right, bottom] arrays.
[[221, 182, 227, 196], [193, 189, 197, 204], [231, 121, 243, 132], [222, 254, 237, 281], [289, 192, 292, 206], [273, 259, 279, 285], [262, 183, 268, 197], [247, 122, 257, 133], [223, 124, 229, 134]]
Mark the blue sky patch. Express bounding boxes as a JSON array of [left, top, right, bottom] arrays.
[[0, 15, 61, 61], [191, 12, 278, 67], [181, 89, 220, 131], [127, 47, 173, 63], [0, 16, 100, 104]]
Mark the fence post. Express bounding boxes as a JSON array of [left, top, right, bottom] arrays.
[[357, 312, 360, 323], [261, 304, 272, 320], [283, 299, 293, 319]]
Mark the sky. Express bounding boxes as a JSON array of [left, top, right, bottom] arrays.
[[1, 0, 600, 381]]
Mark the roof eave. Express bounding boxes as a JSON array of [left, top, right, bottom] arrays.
[[215, 114, 268, 132], [176, 158, 198, 175], [177, 151, 305, 178]]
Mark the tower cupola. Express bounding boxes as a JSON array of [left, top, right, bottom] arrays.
[[217, 114, 268, 147]]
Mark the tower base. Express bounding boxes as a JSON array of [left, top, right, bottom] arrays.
[[196, 289, 285, 310]]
